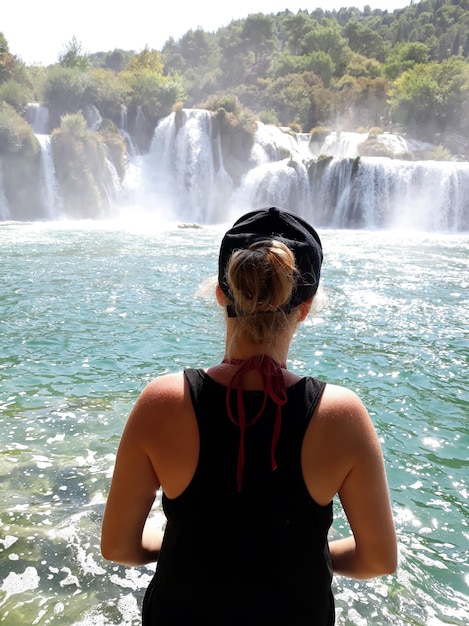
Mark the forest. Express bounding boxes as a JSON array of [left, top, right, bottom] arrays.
[[1, 0, 469, 146], [2, 0, 469, 220]]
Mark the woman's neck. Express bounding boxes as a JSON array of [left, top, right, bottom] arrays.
[[223, 335, 291, 368]]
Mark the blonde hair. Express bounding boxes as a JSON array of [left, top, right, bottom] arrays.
[[226, 239, 300, 343]]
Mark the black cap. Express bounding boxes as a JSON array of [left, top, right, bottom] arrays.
[[218, 207, 323, 310]]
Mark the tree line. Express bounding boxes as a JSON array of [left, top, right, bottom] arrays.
[[2, 0, 469, 155]]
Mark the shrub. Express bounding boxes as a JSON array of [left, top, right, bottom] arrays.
[[51, 112, 111, 217], [0, 80, 32, 114], [258, 109, 279, 125], [0, 102, 39, 156], [309, 125, 331, 143]]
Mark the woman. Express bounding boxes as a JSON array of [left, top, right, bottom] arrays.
[[101, 207, 397, 625]]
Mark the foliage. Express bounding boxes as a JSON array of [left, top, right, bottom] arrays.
[[99, 119, 127, 179], [309, 126, 331, 142], [357, 137, 395, 157], [59, 37, 91, 70], [0, 80, 32, 113], [202, 94, 257, 133], [261, 72, 332, 131], [0, 102, 42, 218], [0, 32, 17, 84], [389, 56, 469, 138], [0, 102, 39, 156], [432, 144, 453, 160], [91, 49, 134, 72], [121, 67, 185, 150], [51, 112, 111, 217], [86, 69, 130, 125], [43, 66, 93, 127], [5, 0, 469, 148], [259, 109, 280, 125], [128, 46, 164, 73]]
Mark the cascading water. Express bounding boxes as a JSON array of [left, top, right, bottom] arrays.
[[26, 103, 50, 134], [3, 107, 469, 231], [36, 134, 60, 219], [309, 131, 409, 158], [231, 123, 311, 218], [310, 131, 366, 158], [310, 157, 469, 231], [0, 160, 10, 220], [133, 109, 221, 223]]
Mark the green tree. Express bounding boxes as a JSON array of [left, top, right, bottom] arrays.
[[178, 29, 216, 69], [241, 14, 277, 64], [0, 80, 32, 113], [87, 69, 130, 125], [389, 57, 469, 138], [0, 101, 42, 219], [0, 33, 14, 83], [121, 68, 184, 150], [218, 21, 253, 88], [103, 49, 133, 73], [43, 66, 92, 128], [345, 52, 382, 79], [281, 12, 317, 56], [262, 71, 331, 130], [383, 41, 430, 79], [343, 18, 385, 60], [128, 46, 164, 73], [302, 19, 351, 76], [59, 36, 91, 70]]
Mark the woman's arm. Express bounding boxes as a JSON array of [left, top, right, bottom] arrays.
[[328, 390, 398, 579], [101, 385, 163, 566]]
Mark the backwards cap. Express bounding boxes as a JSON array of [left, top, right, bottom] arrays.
[[218, 206, 323, 310]]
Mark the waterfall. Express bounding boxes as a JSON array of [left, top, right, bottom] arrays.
[[36, 134, 60, 219], [309, 157, 469, 231], [231, 123, 311, 216], [135, 109, 222, 223], [83, 104, 103, 131], [26, 104, 50, 134], [309, 131, 408, 158], [0, 160, 10, 220], [310, 158, 357, 227], [3, 108, 469, 231]]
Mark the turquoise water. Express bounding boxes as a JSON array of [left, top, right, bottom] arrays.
[[0, 220, 468, 625]]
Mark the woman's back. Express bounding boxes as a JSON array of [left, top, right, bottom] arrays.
[[142, 368, 334, 626]]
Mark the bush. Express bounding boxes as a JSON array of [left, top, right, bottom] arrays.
[[287, 122, 302, 133], [432, 145, 452, 161], [0, 102, 39, 156], [368, 126, 384, 137], [43, 66, 91, 129], [258, 109, 279, 125], [0, 80, 32, 114], [357, 137, 394, 158], [202, 94, 257, 133], [0, 103, 43, 219], [99, 119, 127, 179], [309, 125, 331, 143], [51, 112, 113, 217]]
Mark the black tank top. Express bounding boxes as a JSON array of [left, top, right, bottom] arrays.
[[142, 368, 334, 625]]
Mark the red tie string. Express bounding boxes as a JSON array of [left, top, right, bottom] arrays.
[[222, 355, 287, 492]]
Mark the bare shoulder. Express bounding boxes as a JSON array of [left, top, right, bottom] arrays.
[[317, 383, 371, 425], [312, 383, 381, 461], [137, 372, 187, 403], [122, 372, 189, 438]]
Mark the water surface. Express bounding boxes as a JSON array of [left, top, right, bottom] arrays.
[[0, 221, 468, 625]]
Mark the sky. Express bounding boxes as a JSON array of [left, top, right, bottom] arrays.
[[2, 0, 412, 66]]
